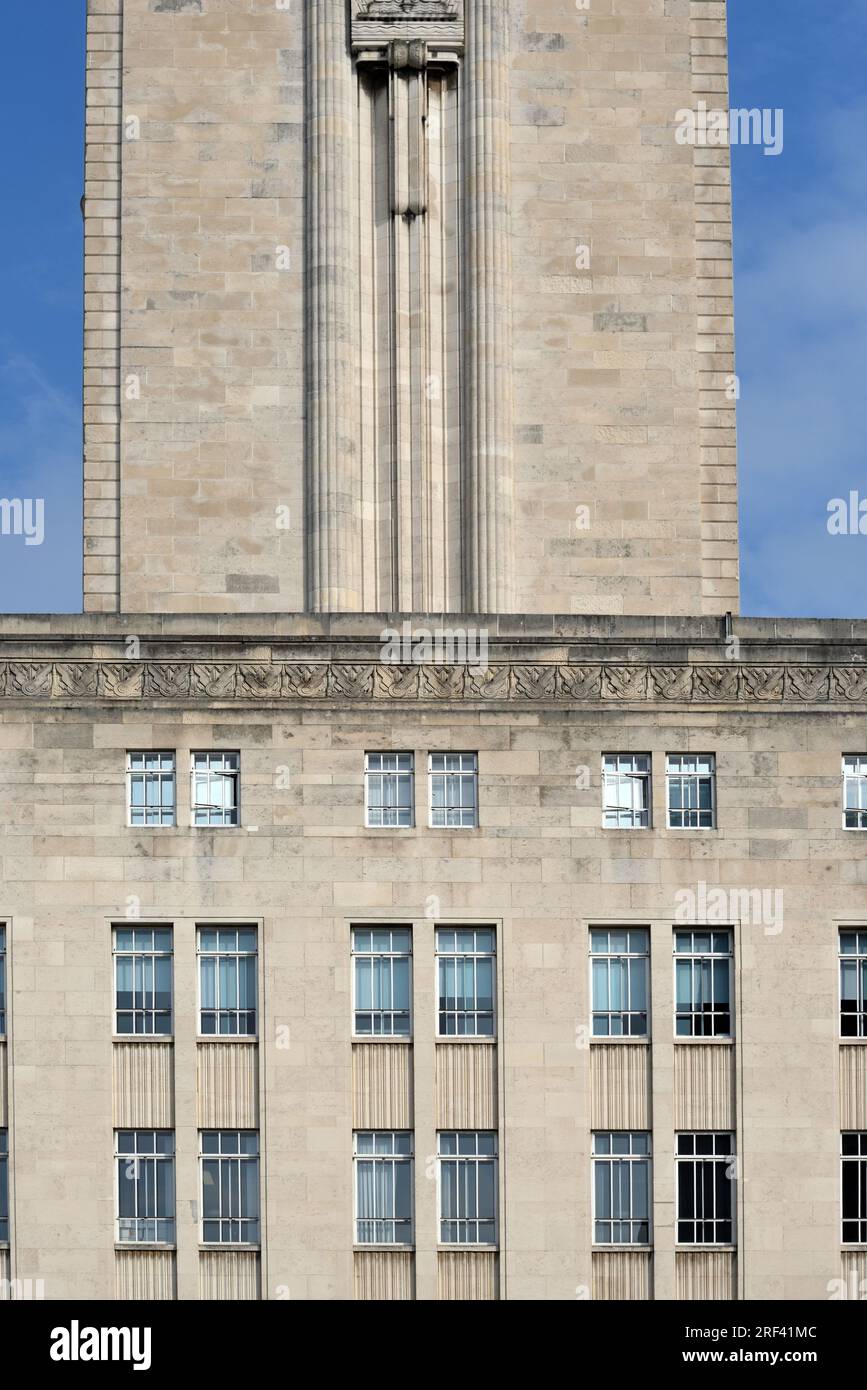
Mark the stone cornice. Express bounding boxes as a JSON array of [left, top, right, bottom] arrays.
[[0, 659, 866, 706]]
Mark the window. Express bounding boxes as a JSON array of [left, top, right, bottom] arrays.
[[113, 927, 173, 1036], [438, 1132, 497, 1245], [191, 751, 239, 827], [365, 752, 414, 828], [603, 754, 651, 829], [674, 930, 732, 1037], [843, 757, 867, 829], [198, 927, 257, 1036], [0, 1131, 7, 1243], [436, 928, 495, 1037], [0, 926, 5, 1035], [127, 751, 176, 827], [667, 754, 715, 829], [593, 1133, 651, 1245], [840, 931, 867, 1038], [590, 928, 649, 1037], [354, 1132, 413, 1245], [116, 1130, 175, 1244], [201, 1131, 260, 1244], [429, 753, 478, 829], [352, 927, 411, 1037], [676, 1133, 735, 1244], [842, 1133, 867, 1244]]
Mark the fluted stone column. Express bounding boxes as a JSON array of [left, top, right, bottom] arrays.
[[462, 0, 514, 613], [306, 1, 362, 612]]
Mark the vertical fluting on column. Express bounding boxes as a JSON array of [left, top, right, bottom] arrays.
[[306, 1, 362, 612], [462, 0, 514, 612]]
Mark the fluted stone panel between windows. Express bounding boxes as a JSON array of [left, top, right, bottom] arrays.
[[591, 1251, 653, 1302], [112, 1042, 174, 1129], [840, 1045, 867, 1129], [354, 1250, 415, 1301], [0, 1250, 8, 1300], [675, 1250, 736, 1301], [437, 1250, 499, 1300], [590, 1044, 651, 1131], [435, 1042, 497, 1129], [352, 1043, 414, 1130], [115, 1249, 176, 1302], [199, 1250, 260, 1301], [674, 1043, 735, 1131], [196, 1043, 259, 1130]]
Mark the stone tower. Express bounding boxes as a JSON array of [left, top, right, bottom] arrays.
[[83, 0, 738, 617]]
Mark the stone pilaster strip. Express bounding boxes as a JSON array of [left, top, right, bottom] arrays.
[[462, 0, 515, 612], [306, 0, 363, 611]]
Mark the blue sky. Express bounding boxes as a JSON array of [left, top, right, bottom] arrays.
[[0, 1, 864, 616]]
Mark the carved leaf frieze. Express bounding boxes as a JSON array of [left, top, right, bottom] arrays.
[[0, 660, 863, 705]]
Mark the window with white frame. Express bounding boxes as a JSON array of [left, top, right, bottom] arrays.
[[191, 751, 239, 827], [436, 928, 495, 1037], [198, 927, 257, 1036], [0, 926, 5, 1036], [590, 928, 649, 1037], [842, 1133, 867, 1244], [676, 1133, 735, 1245], [365, 752, 414, 828], [438, 1132, 497, 1245], [352, 927, 411, 1037], [0, 1130, 7, 1242], [127, 751, 176, 827], [354, 1132, 413, 1245], [201, 1131, 260, 1244], [429, 753, 478, 828], [592, 1133, 651, 1245], [840, 930, 867, 1038], [116, 1130, 175, 1244], [113, 926, 173, 1036], [674, 930, 732, 1037], [843, 756, 867, 829], [666, 754, 716, 829], [603, 754, 651, 829]]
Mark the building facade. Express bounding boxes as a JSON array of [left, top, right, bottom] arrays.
[[0, 0, 864, 1302]]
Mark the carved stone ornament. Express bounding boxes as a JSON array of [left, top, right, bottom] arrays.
[[356, 1, 459, 17], [1, 661, 866, 706]]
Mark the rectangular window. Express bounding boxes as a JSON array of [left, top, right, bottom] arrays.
[[201, 1131, 260, 1244], [113, 926, 173, 1036], [0, 926, 5, 1036], [191, 751, 239, 827], [602, 754, 651, 829], [0, 1131, 7, 1243], [667, 754, 716, 829], [438, 1132, 497, 1246], [840, 931, 867, 1038], [429, 753, 478, 828], [116, 1130, 175, 1244], [365, 752, 414, 829], [127, 751, 176, 827], [198, 927, 257, 1036], [436, 928, 495, 1037], [674, 930, 732, 1037], [843, 756, 867, 830], [676, 1133, 735, 1245], [592, 1133, 651, 1245], [590, 928, 649, 1037], [352, 927, 412, 1037], [842, 1133, 867, 1244], [354, 1132, 413, 1245]]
